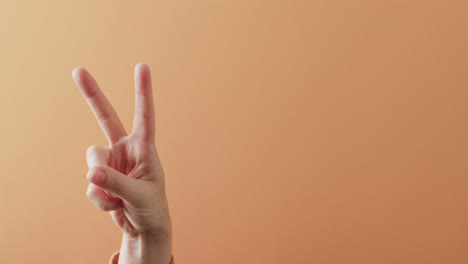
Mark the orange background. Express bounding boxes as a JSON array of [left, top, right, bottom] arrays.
[[0, 0, 467, 263]]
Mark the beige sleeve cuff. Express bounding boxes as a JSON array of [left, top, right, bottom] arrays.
[[109, 251, 174, 264]]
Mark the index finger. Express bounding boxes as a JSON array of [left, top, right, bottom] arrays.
[[72, 66, 127, 144]]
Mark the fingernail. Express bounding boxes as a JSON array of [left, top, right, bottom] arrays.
[[91, 169, 106, 185]]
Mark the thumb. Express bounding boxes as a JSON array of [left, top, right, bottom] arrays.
[[87, 166, 143, 206]]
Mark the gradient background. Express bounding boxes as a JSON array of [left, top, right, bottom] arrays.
[[0, 0, 467, 263]]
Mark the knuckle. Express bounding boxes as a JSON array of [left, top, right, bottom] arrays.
[[135, 108, 154, 120], [96, 109, 113, 122], [107, 174, 121, 194], [86, 145, 99, 159], [86, 146, 109, 168], [99, 201, 113, 212], [86, 185, 94, 200]]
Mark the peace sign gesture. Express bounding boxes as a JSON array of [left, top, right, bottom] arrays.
[[72, 64, 172, 263]]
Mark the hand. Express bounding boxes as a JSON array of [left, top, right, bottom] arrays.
[[72, 63, 172, 264]]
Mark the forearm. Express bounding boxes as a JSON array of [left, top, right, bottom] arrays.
[[118, 231, 172, 264]]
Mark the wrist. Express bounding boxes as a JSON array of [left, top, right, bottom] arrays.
[[118, 230, 172, 264]]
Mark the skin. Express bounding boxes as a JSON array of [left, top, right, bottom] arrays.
[[72, 63, 172, 264]]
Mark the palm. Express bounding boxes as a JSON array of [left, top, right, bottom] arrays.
[[106, 134, 160, 181], [107, 138, 158, 231], [73, 64, 168, 236]]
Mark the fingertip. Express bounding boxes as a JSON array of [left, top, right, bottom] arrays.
[[72, 66, 100, 97], [135, 63, 151, 78], [135, 62, 150, 70], [134, 63, 152, 94], [72, 66, 85, 80], [87, 167, 107, 186], [72, 66, 88, 89]]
